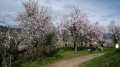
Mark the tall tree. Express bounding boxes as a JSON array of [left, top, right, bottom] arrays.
[[17, 0, 54, 60]]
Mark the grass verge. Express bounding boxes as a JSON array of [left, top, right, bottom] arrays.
[[81, 48, 120, 67], [20, 47, 115, 67]]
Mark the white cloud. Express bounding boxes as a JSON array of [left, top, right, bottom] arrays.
[[0, 11, 17, 18], [101, 13, 120, 19], [0, 0, 120, 27]]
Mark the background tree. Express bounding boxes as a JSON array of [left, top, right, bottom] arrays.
[[108, 20, 120, 44], [57, 15, 71, 48], [68, 6, 91, 51]]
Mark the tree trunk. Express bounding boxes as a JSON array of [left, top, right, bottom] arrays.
[[1, 50, 8, 67], [9, 54, 12, 67], [32, 48, 35, 60], [2, 55, 8, 67], [74, 42, 77, 52], [84, 42, 87, 48], [65, 42, 67, 49], [74, 40, 76, 50], [36, 47, 38, 58], [80, 41, 83, 49], [53, 44, 56, 51]]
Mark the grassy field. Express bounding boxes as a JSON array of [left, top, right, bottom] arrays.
[[19, 47, 115, 67], [81, 48, 120, 67]]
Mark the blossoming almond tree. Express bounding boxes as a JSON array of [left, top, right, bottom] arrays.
[[108, 20, 120, 44], [17, 0, 54, 60], [0, 27, 23, 67], [68, 6, 90, 51], [57, 15, 71, 48], [59, 6, 104, 51], [91, 21, 104, 42]]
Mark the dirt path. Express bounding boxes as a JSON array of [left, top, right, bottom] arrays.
[[45, 53, 104, 67]]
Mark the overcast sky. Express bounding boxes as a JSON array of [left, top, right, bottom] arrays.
[[0, 0, 120, 27]]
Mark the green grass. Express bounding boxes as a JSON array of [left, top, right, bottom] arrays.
[[21, 48, 89, 67], [81, 48, 120, 67], [20, 47, 114, 67]]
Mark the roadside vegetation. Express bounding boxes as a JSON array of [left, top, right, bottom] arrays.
[[20, 47, 115, 67], [81, 48, 120, 67]]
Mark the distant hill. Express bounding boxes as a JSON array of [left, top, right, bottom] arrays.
[[103, 33, 114, 39], [0, 25, 9, 32], [0, 25, 21, 32]]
